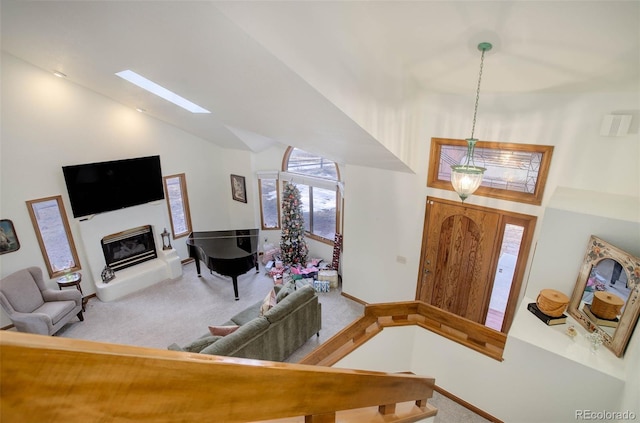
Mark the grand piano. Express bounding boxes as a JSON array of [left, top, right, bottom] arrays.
[[186, 229, 260, 300]]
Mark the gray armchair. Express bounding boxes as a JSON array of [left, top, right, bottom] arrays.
[[0, 267, 83, 335]]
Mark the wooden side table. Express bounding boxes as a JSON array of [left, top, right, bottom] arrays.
[[57, 272, 86, 311]]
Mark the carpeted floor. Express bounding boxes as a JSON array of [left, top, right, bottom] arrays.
[[56, 262, 364, 355], [56, 262, 491, 423]]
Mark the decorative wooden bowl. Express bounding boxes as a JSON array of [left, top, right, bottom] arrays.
[[591, 291, 624, 320], [536, 289, 570, 317]]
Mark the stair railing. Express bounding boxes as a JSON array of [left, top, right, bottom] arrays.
[[1, 331, 436, 423], [300, 300, 506, 367]]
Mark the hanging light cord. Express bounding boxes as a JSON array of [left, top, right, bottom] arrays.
[[470, 47, 487, 140]]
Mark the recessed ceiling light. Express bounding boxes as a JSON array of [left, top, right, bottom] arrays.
[[115, 70, 210, 114], [136, 107, 146, 113], [53, 71, 67, 78]]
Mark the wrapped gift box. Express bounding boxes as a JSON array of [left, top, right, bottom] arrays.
[[318, 269, 339, 289], [313, 280, 330, 293]]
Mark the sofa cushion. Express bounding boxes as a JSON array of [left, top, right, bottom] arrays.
[[169, 335, 222, 353], [229, 301, 261, 326], [264, 284, 315, 324], [167, 343, 183, 351], [208, 325, 239, 336], [200, 317, 269, 356], [276, 282, 296, 303]]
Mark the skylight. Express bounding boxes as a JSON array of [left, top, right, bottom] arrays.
[[115, 70, 210, 114]]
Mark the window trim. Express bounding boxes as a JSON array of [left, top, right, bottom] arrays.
[[282, 147, 341, 245], [491, 212, 537, 333], [163, 173, 193, 239], [26, 195, 81, 279], [427, 138, 554, 205], [258, 177, 281, 230]]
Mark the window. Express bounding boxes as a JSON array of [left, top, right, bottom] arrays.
[[485, 221, 526, 332], [26, 196, 81, 278], [428, 138, 554, 205], [258, 176, 281, 230], [282, 147, 341, 244], [163, 174, 193, 239]]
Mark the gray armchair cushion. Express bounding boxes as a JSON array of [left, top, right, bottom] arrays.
[[1, 269, 45, 312], [35, 300, 78, 325], [42, 288, 82, 306]]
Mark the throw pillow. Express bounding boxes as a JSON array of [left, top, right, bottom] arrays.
[[208, 325, 240, 337], [259, 288, 277, 316]]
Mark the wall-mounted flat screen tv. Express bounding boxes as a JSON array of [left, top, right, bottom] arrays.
[[62, 155, 164, 218]]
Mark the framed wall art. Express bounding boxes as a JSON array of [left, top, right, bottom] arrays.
[[0, 219, 20, 255], [230, 174, 247, 203]]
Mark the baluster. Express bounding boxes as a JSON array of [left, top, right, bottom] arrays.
[[378, 403, 397, 415], [305, 412, 336, 423]]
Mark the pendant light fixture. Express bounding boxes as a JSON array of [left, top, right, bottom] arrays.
[[451, 42, 492, 202]]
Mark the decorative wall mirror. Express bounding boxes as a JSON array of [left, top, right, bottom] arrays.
[[568, 235, 640, 357]]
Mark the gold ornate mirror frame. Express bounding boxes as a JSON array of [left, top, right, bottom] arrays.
[[568, 235, 640, 357]]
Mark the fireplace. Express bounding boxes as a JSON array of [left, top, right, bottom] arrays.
[[101, 225, 158, 272]]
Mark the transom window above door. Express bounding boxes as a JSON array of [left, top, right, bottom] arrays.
[[428, 138, 554, 205]]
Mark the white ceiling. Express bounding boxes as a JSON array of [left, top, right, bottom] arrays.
[[2, 1, 638, 171]]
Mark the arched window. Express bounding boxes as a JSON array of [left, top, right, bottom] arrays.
[[282, 147, 341, 244]]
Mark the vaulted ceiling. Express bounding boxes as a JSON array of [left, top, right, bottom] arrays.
[[2, 1, 638, 171]]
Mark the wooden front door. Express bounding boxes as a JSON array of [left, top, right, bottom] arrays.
[[416, 197, 500, 324]]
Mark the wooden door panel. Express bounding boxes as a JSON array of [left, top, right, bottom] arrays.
[[418, 198, 500, 324], [432, 215, 482, 317]]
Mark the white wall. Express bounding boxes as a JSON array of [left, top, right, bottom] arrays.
[[0, 54, 256, 326], [524, 192, 640, 422], [526, 197, 640, 300], [335, 325, 417, 373], [620, 327, 640, 420], [413, 328, 625, 423], [337, 90, 639, 421], [341, 165, 427, 303], [335, 325, 627, 423], [341, 90, 639, 305]]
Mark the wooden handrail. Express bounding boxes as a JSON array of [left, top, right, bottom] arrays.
[[0, 331, 435, 423], [300, 300, 506, 366]]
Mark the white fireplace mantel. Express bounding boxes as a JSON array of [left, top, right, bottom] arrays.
[[77, 201, 182, 301]]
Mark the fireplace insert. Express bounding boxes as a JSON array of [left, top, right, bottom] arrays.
[[101, 225, 158, 272]]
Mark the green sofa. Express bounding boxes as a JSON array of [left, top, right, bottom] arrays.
[[169, 283, 321, 362]]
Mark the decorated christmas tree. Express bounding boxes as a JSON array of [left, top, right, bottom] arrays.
[[280, 182, 308, 266]]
